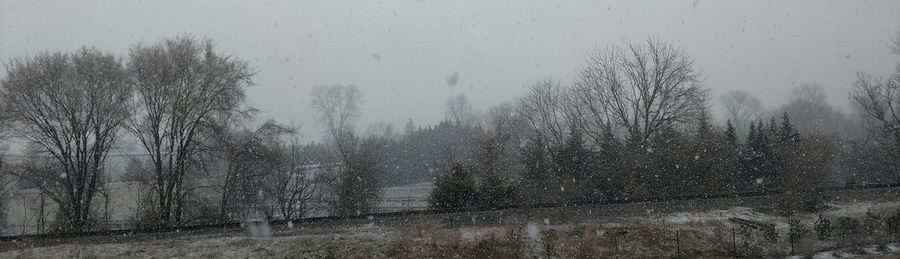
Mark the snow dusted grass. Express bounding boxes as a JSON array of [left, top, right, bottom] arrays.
[[4, 197, 900, 258]]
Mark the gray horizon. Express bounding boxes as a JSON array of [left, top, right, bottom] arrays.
[[2, 0, 899, 141]]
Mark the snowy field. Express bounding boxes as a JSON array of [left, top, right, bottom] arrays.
[[3, 188, 900, 258]]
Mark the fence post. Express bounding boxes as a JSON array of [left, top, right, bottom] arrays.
[[613, 235, 619, 259], [676, 229, 681, 256], [732, 227, 737, 256], [790, 230, 794, 256]]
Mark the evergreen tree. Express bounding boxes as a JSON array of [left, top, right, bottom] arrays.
[[554, 129, 593, 181], [647, 127, 686, 197], [737, 122, 759, 191], [476, 174, 519, 208], [766, 117, 779, 150], [742, 120, 779, 192], [720, 121, 742, 194], [688, 118, 739, 196], [595, 126, 629, 200], [773, 113, 834, 213], [725, 119, 738, 146], [779, 113, 801, 145], [553, 128, 595, 201], [590, 125, 625, 201], [521, 136, 549, 203]]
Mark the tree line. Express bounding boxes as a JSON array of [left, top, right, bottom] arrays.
[[0, 33, 898, 234], [428, 35, 900, 214]]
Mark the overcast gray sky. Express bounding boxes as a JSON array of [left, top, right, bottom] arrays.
[[2, 0, 899, 140]]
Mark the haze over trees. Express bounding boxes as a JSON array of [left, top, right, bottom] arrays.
[[720, 90, 764, 139], [310, 84, 385, 217], [0, 31, 899, 234]]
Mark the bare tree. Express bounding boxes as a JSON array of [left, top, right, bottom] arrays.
[[519, 78, 570, 148], [851, 72, 900, 144], [0, 119, 9, 232], [720, 90, 764, 138], [263, 135, 321, 220], [7, 145, 56, 233], [0, 150, 10, 233], [575, 38, 707, 145], [217, 121, 293, 220], [445, 93, 478, 126], [0, 49, 131, 231], [892, 30, 900, 56], [478, 103, 522, 178], [310, 84, 383, 217], [850, 30, 900, 179], [127, 35, 254, 225], [851, 30, 900, 144], [779, 84, 852, 136], [329, 136, 385, 217], [311, 84, 362, 157], [365, 121, 397, 140], [791, 83, 827, 105]]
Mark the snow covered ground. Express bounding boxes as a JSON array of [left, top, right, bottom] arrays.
[[3, 193, 900, 258]]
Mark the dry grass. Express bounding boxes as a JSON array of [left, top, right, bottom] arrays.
[[6, 200, 900, 258]]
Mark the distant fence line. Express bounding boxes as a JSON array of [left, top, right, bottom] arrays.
[[1, 181, 433, 237]]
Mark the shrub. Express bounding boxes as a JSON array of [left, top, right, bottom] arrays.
[[505, 229, 527, 256], [385, 224, 464, 258], [541, 228, 560, 257], [885, 211, 900, 235], [428, 163, 477, 210], [863, 210, 883, 234], [574, 225, 602, 258], [384, 232, 418, 258], [476, 175, 519, 208], [835, 217, 860, 237], [815, 215, 831, 240], [429, 162, 520, 210], [323, 246, 338, 259], [467, 231, 525, 258], [788, 217, 808, 239]]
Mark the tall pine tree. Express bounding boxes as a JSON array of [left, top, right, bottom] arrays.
[[725, 119, 738, 146]]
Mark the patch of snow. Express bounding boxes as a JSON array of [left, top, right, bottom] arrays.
[[887, 244, 899, 252], [526, 223, 539, 239], [245, 220, 272, 239], [862, 245, 881, 254], [666, 213, 692, 224]]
